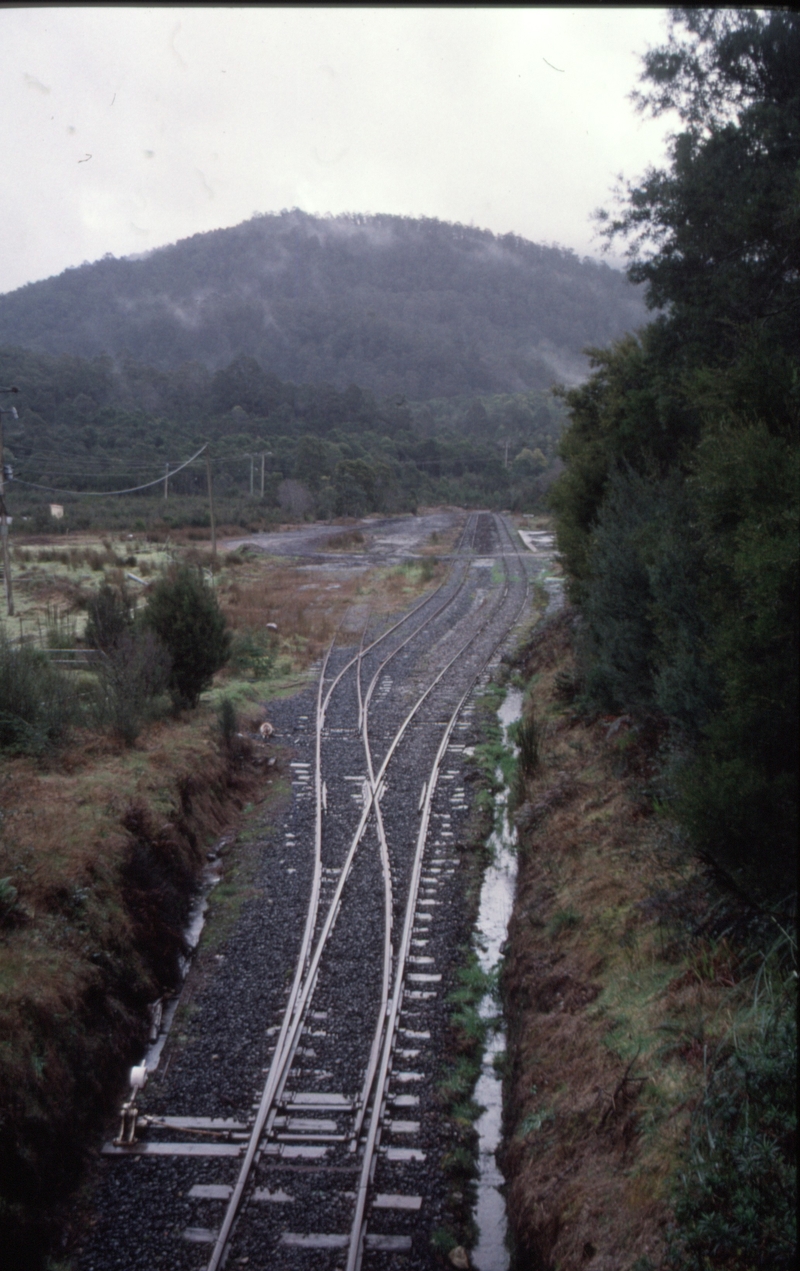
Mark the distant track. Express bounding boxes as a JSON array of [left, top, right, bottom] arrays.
[[95, 511, 534, 1271]]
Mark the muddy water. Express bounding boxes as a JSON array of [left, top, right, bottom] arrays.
[[472, 686, 523, 1271]]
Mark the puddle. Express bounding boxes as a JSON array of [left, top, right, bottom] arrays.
[[472, 685, 523, 1271]]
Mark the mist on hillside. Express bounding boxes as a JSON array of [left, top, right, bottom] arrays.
[[0, 211, 647, 400]]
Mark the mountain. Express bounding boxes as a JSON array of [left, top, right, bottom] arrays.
[[0, 212, 647, 399]]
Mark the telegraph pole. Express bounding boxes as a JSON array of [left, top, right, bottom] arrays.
[[205, 451, 217, 565], [0, 386, 19, 616]]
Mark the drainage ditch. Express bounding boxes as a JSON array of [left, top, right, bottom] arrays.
[[471, 685, 523, 1271]]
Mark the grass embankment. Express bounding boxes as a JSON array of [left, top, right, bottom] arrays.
[[501, 608, 796, 1271], [0, 525, 451, 1267], [0, 710, 263, 1265], [431, 682, 507, 1261], [431, 619, 551, 1264]]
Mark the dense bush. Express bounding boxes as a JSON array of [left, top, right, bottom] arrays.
[[84, 581, 134, 651], [550, 9, 799, 894], [93, 631, 172, 745], [84, 582, 171, 744], [669, 967, 797, 1271], [143, 565, 230, 708], [0, 636, 81, 754], [228, 628, 276, 680]]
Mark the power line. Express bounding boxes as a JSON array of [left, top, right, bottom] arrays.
[[10, 443, 208, 497]]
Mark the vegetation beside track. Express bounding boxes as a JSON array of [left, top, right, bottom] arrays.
[[500, 607, 796, 1271], [0, 529, 448, 1268]]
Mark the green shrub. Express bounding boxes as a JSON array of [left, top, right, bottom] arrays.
[[0, 876, 19, 925], [419, 555, 438, 581], [84, 582, 134, 651], [228, 628, 276, 680], [548, 907, 581, 937], [669, 998, 796, 1270], [0, 637, 81, 754], [217, 697, 237, 752], [143, 565, 230, 708], [93, 631, 171, 745]]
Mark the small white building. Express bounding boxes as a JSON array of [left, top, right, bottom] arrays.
[[49, 504, 64, 520]]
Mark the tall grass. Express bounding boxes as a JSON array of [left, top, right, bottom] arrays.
[[510, 711, 539, 810], [669, 923, 797, 1270]]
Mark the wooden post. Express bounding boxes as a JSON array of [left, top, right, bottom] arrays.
[[261, 451, 265, 498], [0, 409, 13, 616], [205, 451, 217, 564], [0, 516, 12, 617], [249, 454, 254, 497]]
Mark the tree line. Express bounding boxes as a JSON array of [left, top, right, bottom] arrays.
[[0, 345, 567, 523], [551, 8, 798, 899], [550, 14, 797, 1266]]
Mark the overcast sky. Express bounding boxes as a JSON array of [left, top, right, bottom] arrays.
[[0, 6, 675, 296]]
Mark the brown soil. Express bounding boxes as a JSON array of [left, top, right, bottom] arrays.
[[0, 709, 269, 1262], [500, 609, 742, 1271], [0, 536, 449, 1263]]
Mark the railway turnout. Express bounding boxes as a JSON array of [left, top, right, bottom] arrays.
[[80, 512, 543, 1271]]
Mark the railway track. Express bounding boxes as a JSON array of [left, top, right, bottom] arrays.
[[84, 512, 537, 1271]]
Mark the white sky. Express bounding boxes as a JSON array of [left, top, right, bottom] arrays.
[[0, 6, 675, 295]]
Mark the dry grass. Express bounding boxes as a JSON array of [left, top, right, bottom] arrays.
[[0, 696, 272, 1262], [2, 525, 445, 667], [0, 524, 448, 1260], [217, 551, 445, 665], [3, 533, 173, 645], [501, 609, 747, 1271]]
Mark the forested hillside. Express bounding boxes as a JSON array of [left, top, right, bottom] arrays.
[[551, 15, 797, 1262], [0, 345, 566, 522], [0, 213, 646, 398]]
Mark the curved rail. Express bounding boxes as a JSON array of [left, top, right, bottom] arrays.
[[205, 511, 529, 1271], [345, 512, 531, 1269], [205, 631, 336, 1271]]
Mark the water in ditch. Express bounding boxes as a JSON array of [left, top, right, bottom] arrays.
[[472, 685, 523, 1271]]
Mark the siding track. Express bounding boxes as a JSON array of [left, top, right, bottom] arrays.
[[83, 512, 536, 1271]]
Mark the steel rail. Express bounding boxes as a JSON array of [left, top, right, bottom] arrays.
[[204, 520, 475, 1271], [244, 575, 509, 1112], [346, 512, 531, 1271], [320, 509, 478, 718], [205, 632, 335, 1271], [280, 513, 529, 1154], [206, 512, 518, 1271], [350, 648, 394, 1145], [348, 508, 518, 1143], [349, 512, 509, 1135]]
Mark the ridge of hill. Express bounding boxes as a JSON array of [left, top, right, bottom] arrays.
[[0, 211, 647, 398]]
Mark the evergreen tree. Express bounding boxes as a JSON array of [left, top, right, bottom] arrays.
[[143, 566, 230, 708], [552, 8, 799, 892]]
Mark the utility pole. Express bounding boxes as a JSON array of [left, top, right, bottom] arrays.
[[249, 454, 254, 497], [260, 451, 265, 498], [164, 461, 169, 500], [0, 386, 19, 617], [205, 451, 217, 565]]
